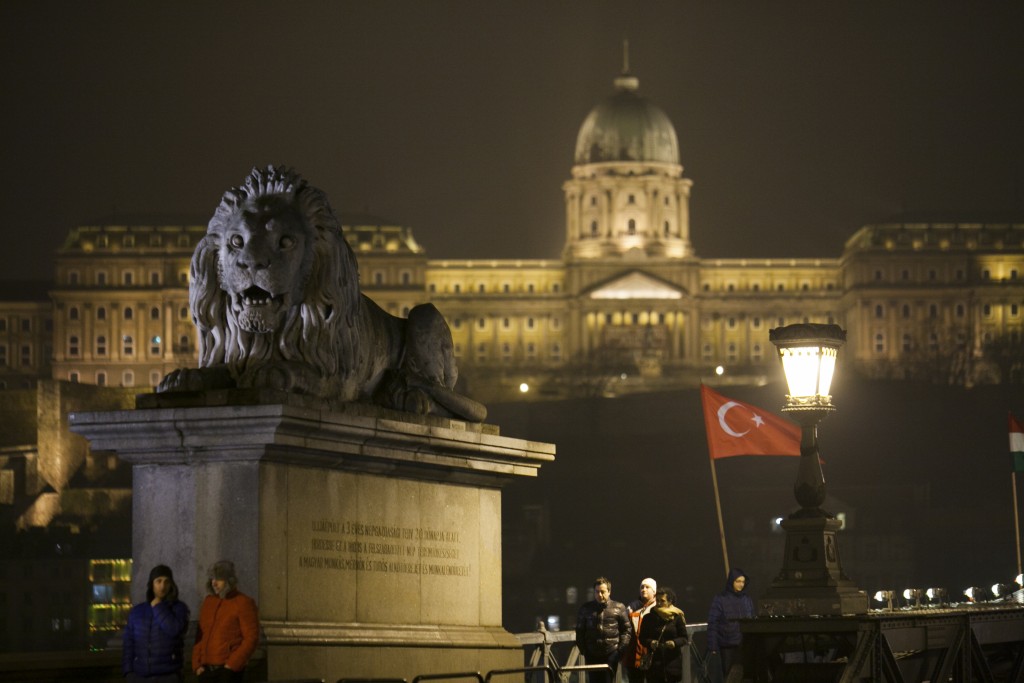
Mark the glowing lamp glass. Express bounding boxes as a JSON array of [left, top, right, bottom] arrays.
[[779, 345, 838, 399]]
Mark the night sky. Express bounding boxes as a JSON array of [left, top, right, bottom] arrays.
[[2, 2, 1023, 282]]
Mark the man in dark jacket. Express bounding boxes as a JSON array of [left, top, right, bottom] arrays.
[[122, 564, 190, 681], [575, 576, 633, 683], [706, 568, 754, 682]]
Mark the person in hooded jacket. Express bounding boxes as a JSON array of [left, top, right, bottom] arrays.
[[192, 560, 260, 682], [706, 568, 754, 682], [122, 564, 190, 682], [637, 587, 687, 683]]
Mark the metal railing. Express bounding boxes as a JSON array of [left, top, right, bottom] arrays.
[[515, 622, 709, 683]]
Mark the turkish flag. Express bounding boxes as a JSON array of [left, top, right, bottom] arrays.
[[700, 384, 801, 460]]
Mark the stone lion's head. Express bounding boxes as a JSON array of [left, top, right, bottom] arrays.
[[191, 165, 361, 381]]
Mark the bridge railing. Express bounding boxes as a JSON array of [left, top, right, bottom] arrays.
[[514, 622, 709, 683]]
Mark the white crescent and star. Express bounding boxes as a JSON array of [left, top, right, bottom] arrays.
[[717, 402, 765, 437]]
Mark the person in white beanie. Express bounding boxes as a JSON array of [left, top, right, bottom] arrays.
[[622, 577, 658, 683]]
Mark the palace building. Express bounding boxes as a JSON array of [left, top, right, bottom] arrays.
[[2, 69, 1023, 401]]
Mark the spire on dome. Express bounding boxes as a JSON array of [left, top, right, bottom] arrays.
[[614, 39, 639, 91]]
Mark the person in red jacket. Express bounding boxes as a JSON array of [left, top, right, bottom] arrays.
[[192, 560, 260, 682]]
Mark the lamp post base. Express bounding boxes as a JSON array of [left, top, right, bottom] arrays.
[[758, 515, 868, 616]]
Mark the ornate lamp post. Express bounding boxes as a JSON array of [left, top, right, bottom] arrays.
[[759, 323, 868, 616]]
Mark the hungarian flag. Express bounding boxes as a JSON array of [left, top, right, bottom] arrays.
[[701, 384, 801, 460], [1011, 413, 1024, 473]]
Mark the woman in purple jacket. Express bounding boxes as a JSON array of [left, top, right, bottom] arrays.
[[122, 564, 190, 682]]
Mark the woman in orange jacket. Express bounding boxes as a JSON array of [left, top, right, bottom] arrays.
[[192, 560, 260, 682]]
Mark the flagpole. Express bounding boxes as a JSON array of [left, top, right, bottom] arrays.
[[1013, 472, 1022, 576], [708, 457, 730, 573]]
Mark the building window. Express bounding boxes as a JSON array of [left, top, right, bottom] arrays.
[[801, 283, 810, 291], [177, 234, 190, 247], [150, 371, 162, 386], [69, 271, 80, 285], [179, 334, 190, 350], [477, 318, 485, 330], [901, 304, 911, 319], [627, 219, 636, 235], [97, 235, 109, 248], [150, 271, 160, 285], [502, 283, 511, 293], [96, 336, 106, 356], [0, 319, 6, 332], [97, 306, 106, 321], [875, 333, 885, 353], [551, 343, 561, 361], [928, 333, 939, 351], [552, 317, 561, 330], [20, 319, 29, 332], [956, 269, 965, 280], [150, 336, 161, 355], [502, 318, 510, 329], [123, 272, 134, 285], [902, 334, 912, 352], [150, 307, 160, 320], [663, 221, 670, 235], [751, 283, 760, 292], [401, 271, 411, 285], [929, 304, 938, 319], [527, 317, 535, 329], [727, 317, 736, 329], [983, 304, 992, 318], [123, 335, 133, 356], [0, 345, 6, 365], [982, 269, 991, 280], [150, 234, 162, 247], [97, 271, 107, 285], [453, 284, 461, 294], [19, 345, 29, 367], [777, 283, 785, 291], [373, 272, 384, 285], [955, 303, 966, 318], [501, 342, 512, 362], [873, 270, 883, 281], [1012, 304, 1020, 317], [69, 307, 79, 321], [452, 319, 461, 329], [526, 342, 536, 357], [69, 371, 79, 383], [178, 271, 188, 284], [179, 306, 189, 320], [401, 306, 410, 317], [590, 221, 599, 236], [123, 235, 135, 247], [875, 304, 884, 319], [928, 269, 937, 281], [429, 283, 436, 293], [752, 317, 762, 329], [702, 343, 713, 362], [727, 343, 737, 363], [901, 269, 910, 281], [752, 343, 763, 362], [96, 371, 106, 387], [122, 371, 134, 387], [727, 283, 735, 292], [627, 194, 635, 204], [527, 283, 535, 293], [478, 283, 486, 293], [124, 307, 133, 320], [553, 283, 561, 293]]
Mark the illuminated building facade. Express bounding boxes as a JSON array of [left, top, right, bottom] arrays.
[[2, 69, 1023, 400]]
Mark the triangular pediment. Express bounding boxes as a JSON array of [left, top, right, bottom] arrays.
[[585, 270, 685, 300]]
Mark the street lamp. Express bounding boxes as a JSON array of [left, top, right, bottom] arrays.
[[758, 323, 868, 616]]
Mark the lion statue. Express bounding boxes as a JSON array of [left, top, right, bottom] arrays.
[[157, 165, 487, 422]]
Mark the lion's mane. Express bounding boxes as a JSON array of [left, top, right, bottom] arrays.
[[190, 165, 365, 394]]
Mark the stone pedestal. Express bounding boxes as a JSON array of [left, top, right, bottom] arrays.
[[758, 516, 868, 617], [70, 390, 555, 681]]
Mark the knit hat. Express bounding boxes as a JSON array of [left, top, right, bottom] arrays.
[[149, 564, 174, 582], [211, 560, 237, 581], [641, 577, 657, 592]]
